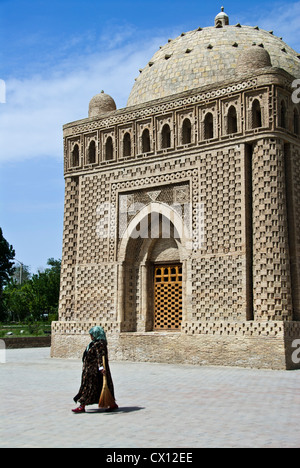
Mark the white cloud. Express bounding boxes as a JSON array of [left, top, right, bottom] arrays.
[[239, 1, 300, 51], [0, 34, 163, 164]]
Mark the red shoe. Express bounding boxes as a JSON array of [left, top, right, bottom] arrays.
[[72, 405, 85, 413]]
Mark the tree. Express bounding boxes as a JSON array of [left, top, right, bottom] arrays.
[[0, 228, 15, 288], [12, 264, 31, 284], [2, 258, 61, 322], [3, 281, 32, 321], [31, 258, 61, 318], [0, 228, 15, 319]]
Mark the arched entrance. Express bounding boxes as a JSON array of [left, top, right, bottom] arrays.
[[117, 203, 191, 332]]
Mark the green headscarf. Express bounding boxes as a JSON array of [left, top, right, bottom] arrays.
[[85, 326, 107, 353], [89, 326, 107, 342]]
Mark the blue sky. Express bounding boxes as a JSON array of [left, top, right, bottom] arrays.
[[0, 0, 300, 273]]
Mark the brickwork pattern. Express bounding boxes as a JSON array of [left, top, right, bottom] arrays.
[[74, 263, 117, 322], [52, 320, 119, 335], [191, 255, 246, 323], [182, 320, 285, 337], [79, 174, 111, 263], [286, 144, 300, 320], [252, 139, 293, 321], [58, 177, 79, 320]]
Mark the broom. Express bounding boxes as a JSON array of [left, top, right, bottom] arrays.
[[98, 355, 116, 408]]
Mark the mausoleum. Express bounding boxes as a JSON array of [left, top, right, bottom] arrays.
[[51, 9, 300, 369]]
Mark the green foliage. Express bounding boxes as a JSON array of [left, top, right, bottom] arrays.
[[12, 263, 31, 284], [2, 258, 61, 322], [0, 228, 15, 320], [0, 227, 15, 289], [0, 228, 61, 323]]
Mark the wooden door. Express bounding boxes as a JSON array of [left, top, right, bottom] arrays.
[[154, 265, 182, 330]]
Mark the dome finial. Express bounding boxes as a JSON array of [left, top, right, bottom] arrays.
[[215, 6, 229, 27]]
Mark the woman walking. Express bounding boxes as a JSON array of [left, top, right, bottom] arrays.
[[72, 326, 118, 413]]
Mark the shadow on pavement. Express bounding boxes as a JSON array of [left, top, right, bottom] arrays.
[[86, 406, 145, 414]]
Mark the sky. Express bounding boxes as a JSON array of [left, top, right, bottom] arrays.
[[0, 0, 300, 274]]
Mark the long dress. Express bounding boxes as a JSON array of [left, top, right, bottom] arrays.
[[73, 339, 116, 406]]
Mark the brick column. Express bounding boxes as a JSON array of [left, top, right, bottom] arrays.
[[58, 176, 79, 321], [252, 138, 293, 321], [284, 144, 300, 321]]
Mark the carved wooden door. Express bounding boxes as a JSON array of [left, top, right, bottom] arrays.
[[154, 265, 182, 330]]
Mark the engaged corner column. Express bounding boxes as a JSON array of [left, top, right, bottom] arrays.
[[252, 138, 293, 321], [117, 262, 125, 326]]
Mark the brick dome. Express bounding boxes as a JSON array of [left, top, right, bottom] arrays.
[[127, 16, 300, 107], [236, 45, 272, 74], [89, 91, 117, 117]]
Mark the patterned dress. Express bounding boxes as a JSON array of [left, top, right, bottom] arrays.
[[74, 339, 116, 406]]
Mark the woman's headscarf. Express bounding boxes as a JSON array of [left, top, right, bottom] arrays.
[[89, 326, 107, 342], [85, 326, 107, 354]]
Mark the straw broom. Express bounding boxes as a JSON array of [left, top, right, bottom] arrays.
[[98, 355, 115, 408]]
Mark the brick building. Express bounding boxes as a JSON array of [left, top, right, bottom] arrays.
[[51, 9, 300, 369]]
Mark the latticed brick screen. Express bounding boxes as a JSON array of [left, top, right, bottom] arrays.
[[154, 265, 182, 330]]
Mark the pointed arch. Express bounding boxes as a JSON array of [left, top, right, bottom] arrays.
[[227, 105, 237, 134], [88, 140, 96, 164], [252, 99, 262, 128], [118, 202, 192, 262], [142, 128, 151, 153], [204, 112, 214, 139], [280, 100, 287, 129], [182, 118, 192, 144], [293, 107, 299, 135], [161, 124, 171, 148], [71, 144, 79, 167], [117, 202, 192, 333], [123, 132, 131, 157], [105, 136, 114, 160]]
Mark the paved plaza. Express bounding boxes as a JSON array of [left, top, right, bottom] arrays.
[[0, 347, 299, 448]]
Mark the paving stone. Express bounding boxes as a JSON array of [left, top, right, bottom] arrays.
[[0, 348, 299, 448]]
